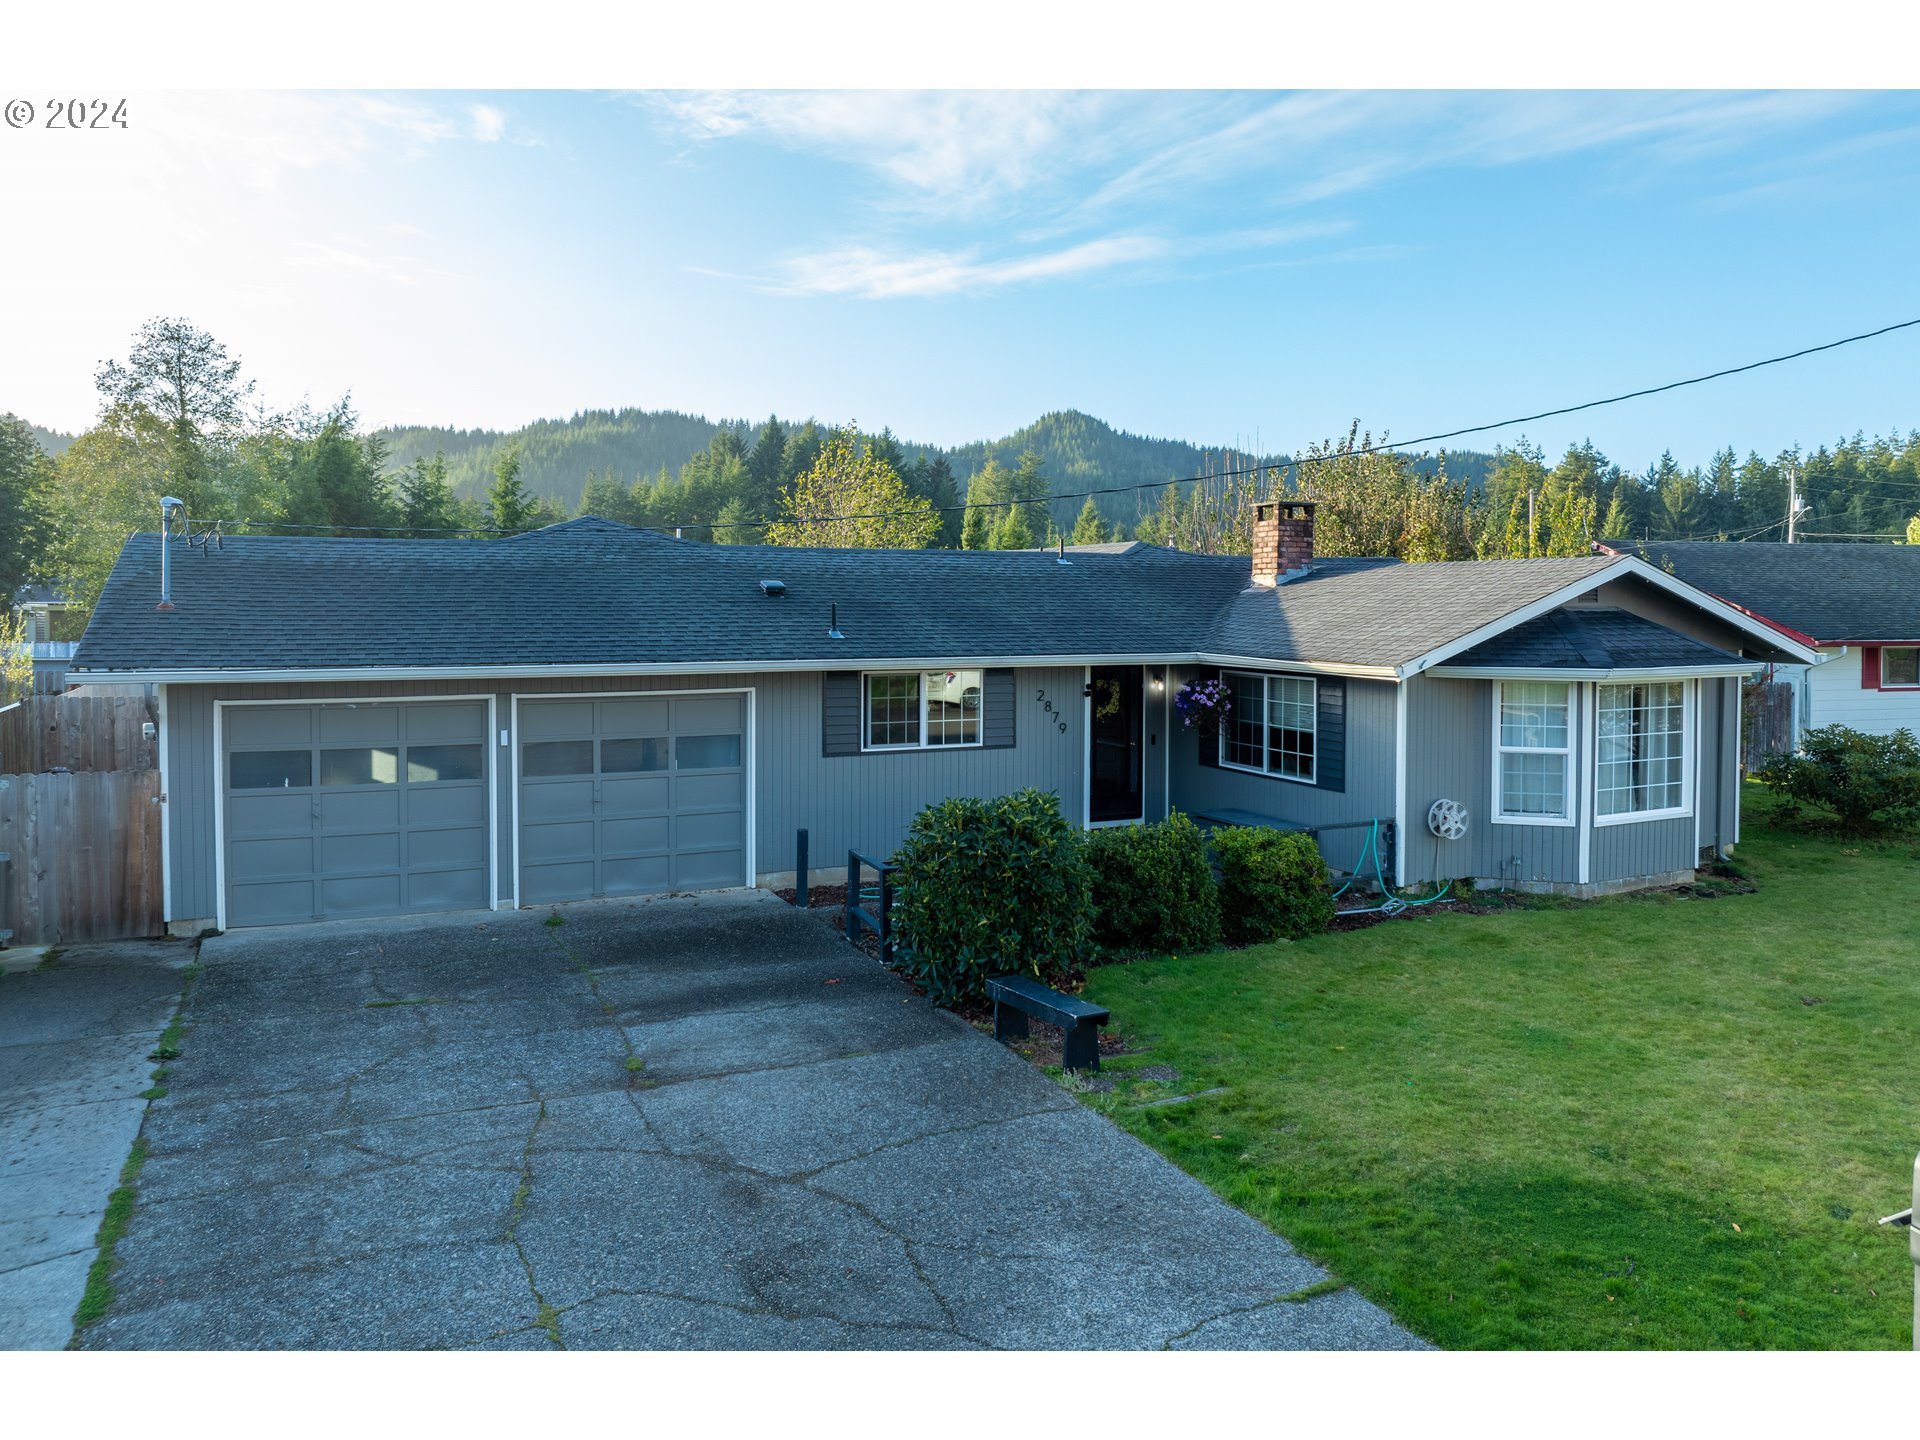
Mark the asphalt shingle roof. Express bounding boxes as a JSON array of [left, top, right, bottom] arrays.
[[1206, 554, 1622, 668], [1444, 607, 1747, 671], [1609, 541, 1920, 644], [71, 518, 1739, 677]]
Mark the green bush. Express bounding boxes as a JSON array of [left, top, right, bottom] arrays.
[[890, 787, 1094, 1007], [1085, 811, 1221, 955], [1754, 724, 1920, 833], [1210, 826, 1334, 944]]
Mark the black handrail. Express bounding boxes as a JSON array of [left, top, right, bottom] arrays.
[[844, 848, 897, 966]]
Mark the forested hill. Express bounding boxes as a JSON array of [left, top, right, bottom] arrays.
[[25, 422, 75, 457], [378, 409, 723, 512], [376, 405, 1498, 519]]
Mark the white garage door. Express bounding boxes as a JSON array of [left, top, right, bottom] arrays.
[[517, 693, 748, 905], [222, 701, 491, 927]]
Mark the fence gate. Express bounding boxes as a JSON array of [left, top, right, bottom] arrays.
[[0, 770, 163, 946], [1741, 680, 1795, 773]]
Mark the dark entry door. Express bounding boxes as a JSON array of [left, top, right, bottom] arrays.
[[1088, 666, 1144, 823]]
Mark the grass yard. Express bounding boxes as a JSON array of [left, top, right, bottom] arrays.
[[1078, 785, 1919, 1349]]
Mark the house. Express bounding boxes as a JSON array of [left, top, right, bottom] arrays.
[[68, 505, 1816, 933], [1597, 542, 1920, 743], [7, 585, 82, 695]]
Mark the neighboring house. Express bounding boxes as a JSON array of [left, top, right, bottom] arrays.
[[9, 585, 83, 693], [1598, 542, 1920, 742], [70, 507, 1814, 934]]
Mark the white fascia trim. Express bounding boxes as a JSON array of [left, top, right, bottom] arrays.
[[1429, 663, 1760, 681], [78, 651, 1405, 687], [1396, 556, 1825, 679], [1195, 654, 1400, 681]]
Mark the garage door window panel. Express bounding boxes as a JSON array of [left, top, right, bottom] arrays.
[[230, 750, 313, 790], [601, 737, 668, 774], [407, 743, 483, 783], [320, 747, 399, 787], [676, 733, 742, 770], [523, 740, 595, 777]]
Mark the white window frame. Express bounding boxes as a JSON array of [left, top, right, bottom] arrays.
[[1492, 680, 1575, 828], [1881, 646, 1920, 688], [859, 669, 985, 752], [1593, 678, 1695, 827], [1217, 670, 1318, 785]]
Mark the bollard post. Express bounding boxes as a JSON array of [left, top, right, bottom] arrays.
[[795, 828, 809, 909]]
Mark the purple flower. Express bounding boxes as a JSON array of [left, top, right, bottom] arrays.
[[1173, 678, 1233, 729]]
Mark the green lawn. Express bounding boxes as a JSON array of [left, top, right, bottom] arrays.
[[1078, 786, 1918, 1349]]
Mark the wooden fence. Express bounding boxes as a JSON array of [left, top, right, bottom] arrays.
[[1742, 680, 1796, 773], [0, 694, 157, 774], [0, 695, 165, 947], [0, 770, 164, 946]]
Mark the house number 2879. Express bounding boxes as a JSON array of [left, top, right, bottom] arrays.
[[1034, 688, 1069, 733]]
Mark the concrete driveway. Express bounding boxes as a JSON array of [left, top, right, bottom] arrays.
[[1, 941, 188, 1349], [82, 892, 1426, 1350]]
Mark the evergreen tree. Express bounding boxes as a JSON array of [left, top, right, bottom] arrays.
[[744, 415, 787, 511], [922, 455, 962, 548], [1070, 495, 1111, 545], [1136, 483, 1185, 546], [397, 449, 467, 533], [488, 445, 539, 532], [990, 504, 1036, 550], [1599, 488, 1632, 543], [284, 399, 396, 535]]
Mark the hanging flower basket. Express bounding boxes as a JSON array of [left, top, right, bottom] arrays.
[[1173, 677, 1232, 732]]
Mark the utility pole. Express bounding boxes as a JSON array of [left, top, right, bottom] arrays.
[[1786, 463, 1807, 543]]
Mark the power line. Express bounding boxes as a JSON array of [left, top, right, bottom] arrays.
[[192, 312, 1920, 541], [642, 313, 1920, 534]]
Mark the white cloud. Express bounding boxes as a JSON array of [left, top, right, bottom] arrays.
[[756, 234, 1169, 299], [645, 89, 1219, 217], [750, 221, 1355, 300], [469, 103, 507, 142]]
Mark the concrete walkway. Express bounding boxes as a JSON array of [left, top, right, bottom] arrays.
[[79, 894, 1427, 1350], [0, 940, 189, 1350]]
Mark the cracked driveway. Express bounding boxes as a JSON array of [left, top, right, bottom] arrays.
[[81, 891, 1426, 1350]]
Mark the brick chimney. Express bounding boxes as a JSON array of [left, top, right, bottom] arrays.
[[1251, 500, 1316, 586]]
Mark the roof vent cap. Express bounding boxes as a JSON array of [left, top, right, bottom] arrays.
[[759, 578, 787, 597]]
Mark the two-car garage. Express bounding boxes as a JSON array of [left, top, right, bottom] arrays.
[[218, 691, 749, 928]]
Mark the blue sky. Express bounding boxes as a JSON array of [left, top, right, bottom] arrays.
[[10, 89, 1920, 471]]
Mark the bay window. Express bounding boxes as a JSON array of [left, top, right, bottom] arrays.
[[1495, 681, 1572, 822], [1597, 681, 1689, 819]]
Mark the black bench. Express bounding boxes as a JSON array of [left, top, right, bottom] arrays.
[[986, 974, 1110, 1071]]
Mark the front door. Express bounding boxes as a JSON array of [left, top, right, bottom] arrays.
[[1088, 666, 1144, 823]]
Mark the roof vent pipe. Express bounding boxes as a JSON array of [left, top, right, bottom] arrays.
[[827, 602, 844, 641], [1057, 537, 1071, 566], [156, 496, 184, 612]]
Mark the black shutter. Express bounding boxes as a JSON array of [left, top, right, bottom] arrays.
[[822, 671, 860, 757], [983, 669, 1016, 749], [1315, 676, 1346, 793], [1195, 667, 1222, 769]]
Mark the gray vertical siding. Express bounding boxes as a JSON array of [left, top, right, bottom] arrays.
[[1165, 668, 1396, 878], [164, 666, 1085, 925], [1402, 673, 1578, 889], [1405, 671, 1734, 892], [1589, 816, 1696, 885], [162, 663, 1744, 925]]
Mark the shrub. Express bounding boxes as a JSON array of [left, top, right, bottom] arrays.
[[1085, 812, 1221, 955], [1754, 724, 1920, 834], [890, 787, 1094, 1007], [1210, 826, 1334, 943]]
